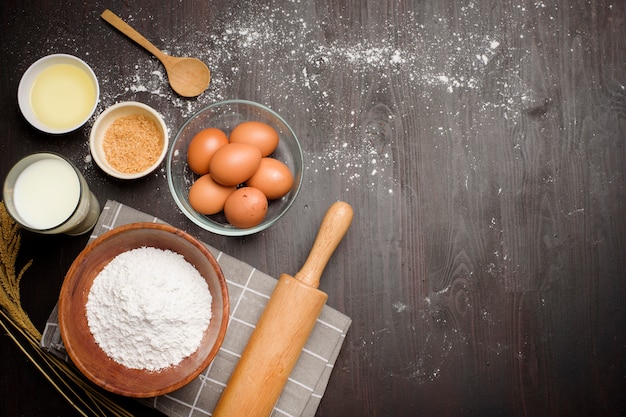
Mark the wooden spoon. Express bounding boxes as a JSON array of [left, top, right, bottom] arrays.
[[101, 9, 210, 97]]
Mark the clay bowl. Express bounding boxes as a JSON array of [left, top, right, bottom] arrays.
[[58, 222, 229, 397]]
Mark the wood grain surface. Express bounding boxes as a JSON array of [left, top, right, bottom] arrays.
[[1, 1, 625, 416]]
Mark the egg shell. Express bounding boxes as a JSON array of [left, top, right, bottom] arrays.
[[188, 174, 236, 215], [246, 157, 294, 200], [209, 142, 263, 186], [186, 128, 229, 175], [223, 187, 268, 229], [229, 121, 279, 157]]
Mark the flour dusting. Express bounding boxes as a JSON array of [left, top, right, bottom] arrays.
[[43, 1, 544, 191]]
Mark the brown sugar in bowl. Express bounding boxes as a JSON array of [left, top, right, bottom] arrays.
[[90, 101, 169, 179], [58, 222, 229, 397]]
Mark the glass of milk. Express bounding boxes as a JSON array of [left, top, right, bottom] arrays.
[[3, 153, 100, 235]]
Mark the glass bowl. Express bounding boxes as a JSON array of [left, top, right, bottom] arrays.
[[167, 100, 303, 236]]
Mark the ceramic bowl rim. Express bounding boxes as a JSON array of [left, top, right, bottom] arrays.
[[89, 101, 169, 180], [17, 53, 100, 134]]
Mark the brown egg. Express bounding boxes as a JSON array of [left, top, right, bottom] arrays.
[[246, 158, 294, 200], [186, 128, 228, 175], [223, 187, 268, 228], [229, 121, 279, 157], [209, 142, 262, 186], [188, 174, 236, 215]]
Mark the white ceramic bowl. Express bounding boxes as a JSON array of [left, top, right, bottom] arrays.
[[90, 101, 169, 180], [18, 54, 99, 134]]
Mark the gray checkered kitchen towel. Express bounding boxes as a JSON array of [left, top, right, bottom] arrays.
[[41, 200, 352, 417]]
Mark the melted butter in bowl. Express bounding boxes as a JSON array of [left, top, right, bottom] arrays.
[[18, 54, 99, 134]]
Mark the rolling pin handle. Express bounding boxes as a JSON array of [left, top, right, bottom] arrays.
[[294, 201, 353, 288]]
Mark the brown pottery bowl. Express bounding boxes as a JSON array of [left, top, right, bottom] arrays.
[[58, 222, 229, 397]]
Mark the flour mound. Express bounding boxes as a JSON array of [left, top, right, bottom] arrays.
[[86, 246, 213, 371]]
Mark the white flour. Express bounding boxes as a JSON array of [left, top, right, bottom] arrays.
[[86, 247, 213, 371]]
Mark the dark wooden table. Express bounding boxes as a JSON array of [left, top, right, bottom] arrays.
[[1, 1, 625, 416]]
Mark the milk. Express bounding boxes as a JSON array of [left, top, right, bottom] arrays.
[[4, 153, 100, 235], [13, 158, 81, 230]]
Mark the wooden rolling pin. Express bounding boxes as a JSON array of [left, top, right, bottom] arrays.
[[212, 201, 353, 417]]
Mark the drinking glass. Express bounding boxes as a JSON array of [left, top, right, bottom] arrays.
[[3, 152, 100, 235]]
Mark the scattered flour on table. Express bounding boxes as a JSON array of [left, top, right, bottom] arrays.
[[86, 247, 212, 371], [38, 2, 547, 190]]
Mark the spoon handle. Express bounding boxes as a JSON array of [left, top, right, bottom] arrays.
[[101, 9, 168, 62]]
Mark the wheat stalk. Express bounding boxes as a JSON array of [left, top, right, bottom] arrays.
[[0, 202, 39, 339]]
